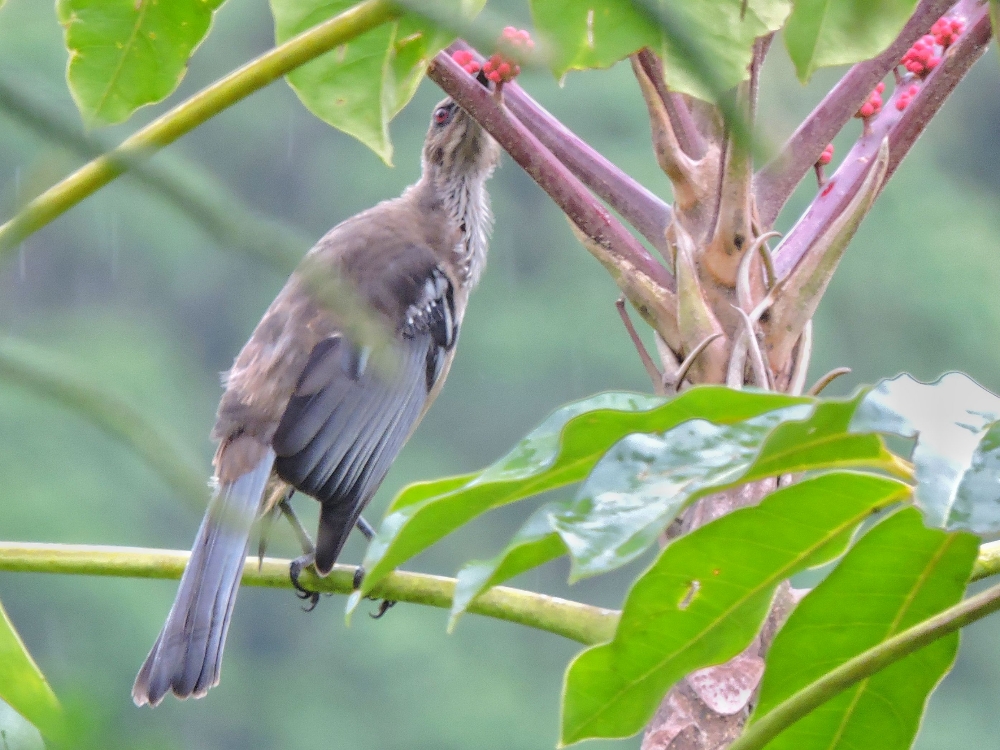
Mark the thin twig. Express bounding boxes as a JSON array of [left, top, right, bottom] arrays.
[[634, 49, 706, 159], [616, 298, 665, 394], [807, 366, 852, 396], [670, 332, 724, 391]]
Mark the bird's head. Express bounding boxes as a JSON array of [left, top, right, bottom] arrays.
[[421, 96, 500, 184]]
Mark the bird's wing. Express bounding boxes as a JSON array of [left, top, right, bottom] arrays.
[[271, 258, 458, 574]]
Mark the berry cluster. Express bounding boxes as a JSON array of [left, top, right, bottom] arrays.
[[482, 27, 534, 84], [855, 82, 885, 119], [482, 54, 519, 84], [817, 143, 834, 166], [895, 83, 920, 111], [451, 49, 481, 75], [931, 16, 965, 47], [901, 35, 941, 77]]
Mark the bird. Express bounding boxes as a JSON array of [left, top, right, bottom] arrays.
[[132, 93, 500, 707]]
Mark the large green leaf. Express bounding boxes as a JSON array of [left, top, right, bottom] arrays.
[[272, 0, 481, 164], [784, 0, 919, 82], [449, 395, 902, 626], [0, 600, 60, 738], [851, 372, 1000, 533], [529, 0, 791, 100], [751, 508, 976, 749], [356, 388, 809, 607], [560, 472, 910, 745], [57, 0, 226, 126]]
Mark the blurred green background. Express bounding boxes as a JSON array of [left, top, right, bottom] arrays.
[[0, 1, 998, 748]]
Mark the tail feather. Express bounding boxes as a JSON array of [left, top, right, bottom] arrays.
[[133, 449, 275, 706]]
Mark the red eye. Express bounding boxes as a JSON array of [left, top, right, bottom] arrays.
[[433, 106, 452, 125]]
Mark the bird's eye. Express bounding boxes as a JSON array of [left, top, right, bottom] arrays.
[[433, 106, 453, 126]]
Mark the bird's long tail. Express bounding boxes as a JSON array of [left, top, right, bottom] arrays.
[[132, 449, 275, 706]]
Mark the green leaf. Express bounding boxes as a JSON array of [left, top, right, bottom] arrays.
[[851, 372, 1000, 532], [0, 600, 60, 738], [449, 501, 568, 631], [451, 393, 901, 625], [560, 472, 910, 745], [529, 0, 791, 100], [358, 388, 808, 605], [563, 394, 903, 581], [57, 0, 226, 126], [784, 0, 919, 82], [751, 508, 977, 749], [271, 0, 480, 164]]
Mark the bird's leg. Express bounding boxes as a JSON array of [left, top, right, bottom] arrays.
[[278, 493, 316, 557], [350, 516, 397, 619], [257, 504, 280, 571], [276, 494, 322, 611]]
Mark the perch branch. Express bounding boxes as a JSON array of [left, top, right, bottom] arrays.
[[0, 542, 618, 646]]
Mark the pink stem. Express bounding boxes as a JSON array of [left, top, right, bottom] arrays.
[[428, 51, 676, 292], [755, 0, 958, 228], [772, 1, 992, 279]]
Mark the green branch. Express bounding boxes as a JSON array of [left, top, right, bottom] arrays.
[[730, 577, 1000, 750], [0, 542, 618, 646], [0, 0, 399, 259]]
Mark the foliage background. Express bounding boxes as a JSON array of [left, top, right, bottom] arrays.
[[0, 0, 997, 747]]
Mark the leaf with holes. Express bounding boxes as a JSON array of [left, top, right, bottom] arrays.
[[57, 0, 226, 126], [529, 0, 791, 100], [851, 372, 1000, 533], [560, 472, 910, 745], [272, 0, 483, 164], [751, 508, 976, 749], [356, 387, 808, 609], [784, 0, 919, 82], [0, 599, 60, 738]]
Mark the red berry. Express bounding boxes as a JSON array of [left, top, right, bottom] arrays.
[[497, 62, 511, 78], [875, 81, 885, 94], [895, 95, 910, 111], [927, 55, 940, 70], [908, 84, 919, 96], [858, 102, 874, 118], [463, 61, 481, 74], [818, 144, 834, 165], [486, 70, 501, 83], [452, 49, 474, 66]]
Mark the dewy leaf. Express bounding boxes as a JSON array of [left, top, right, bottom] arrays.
[[271, 0, 481, 164], [850, 372, 1000, 533], [358, 388, 808, 604], [449, 501, 568, 630], [529, 0, 791, 100], [57, 0, 226, 126], [784, 0, 919, 82], [561, 394, 901, 581], [0, 599, 60, 737], [560, 472, 910, 745], [752, 508, 977, 750]]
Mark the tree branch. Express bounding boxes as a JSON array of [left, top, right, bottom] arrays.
[[428, 51, 680, 342], [729, 576, 1000, 750], [754, 0, 958, 228], [448, 43, 674, 256], [771, 1, 992, 280], [634, 49, 706, 160], [0, 0, 399, 259], [0, 542, 618, 646]]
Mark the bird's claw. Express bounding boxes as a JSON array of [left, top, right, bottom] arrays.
[[352, 565, 397, 620], [290, 554, 321, 612]]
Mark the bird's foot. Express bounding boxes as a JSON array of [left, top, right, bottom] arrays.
[[352, 565, 397, 620], [289, 552, 321, 612]]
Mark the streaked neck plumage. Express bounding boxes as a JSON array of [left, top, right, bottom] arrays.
[[415, 107, 499, 290]]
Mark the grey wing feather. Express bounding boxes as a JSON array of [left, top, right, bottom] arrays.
[[272, 265, 457, 575]]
